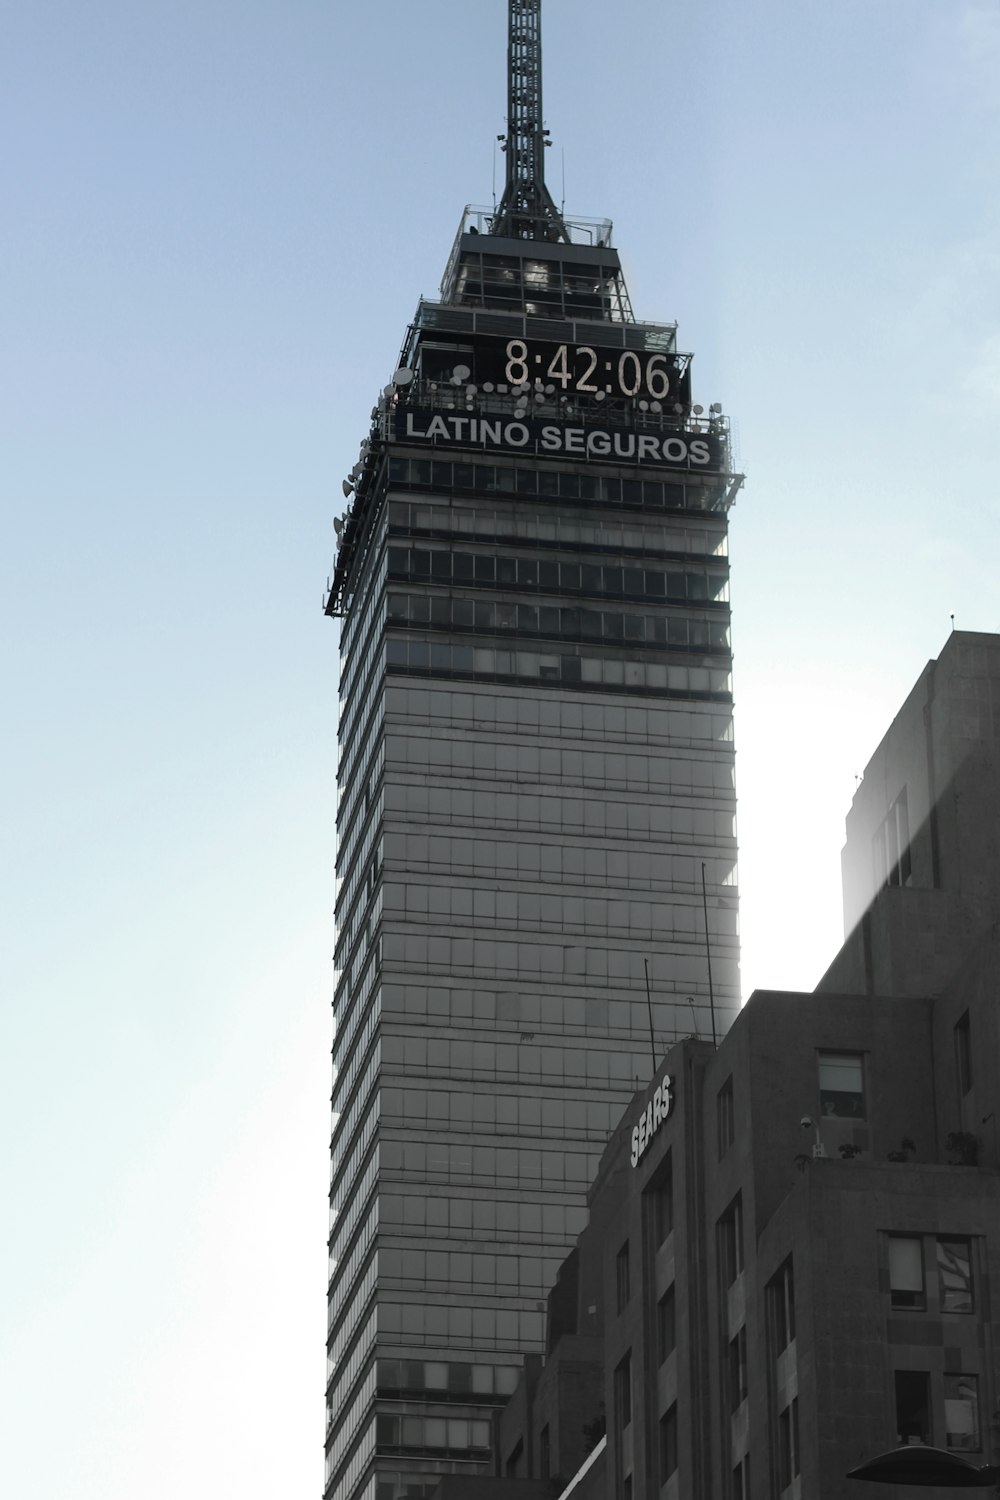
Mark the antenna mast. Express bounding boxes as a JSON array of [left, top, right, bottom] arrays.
[[492, 0, 569, 242]]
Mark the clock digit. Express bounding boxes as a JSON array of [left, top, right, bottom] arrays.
[[546, 344, 571, 389], [576, 346, 598, 393], [505, 340, 530, 385], [646, 354, 671, 400], [618, 351, 642, 397]]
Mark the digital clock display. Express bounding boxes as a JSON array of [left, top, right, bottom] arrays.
[[420, 335, 690, 406]]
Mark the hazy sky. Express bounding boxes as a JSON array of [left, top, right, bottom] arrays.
[[3, 2, 998, 1497]]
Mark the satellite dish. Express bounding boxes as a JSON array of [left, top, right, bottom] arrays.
[[333, 517, 344, 534], [693, 404, 704, 415], [465, 384, 478, 398], [650, 401, 662, 414], [392, 367, 414, 386], [482, 382, 494, 393], [639, 399, 649, 411], [453, 364, 471, 381], [342, 480, 353, 498], [383, 386, 394, 399], [673, 403, 685, 414], [710, 402, 722, 414], [535, 392, 545, 403], [594, 390, 605, 402]]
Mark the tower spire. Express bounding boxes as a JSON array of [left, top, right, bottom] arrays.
[[492, 0, 569, 242]]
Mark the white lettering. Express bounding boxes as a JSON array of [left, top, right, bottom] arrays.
[[504, 422, 529, 446], [662, 437, 687, 462], [425, 415, 450, 440], [632, 1070, 677, 1167], [638, 435, 660, 462], [480, 419, 502, 444], [564, 427, 585, 455], [587, 431, 611, 456], [406, 413, 425, 438], [541, 425, 562, 451], [689, 438, 710, 466], [613, 433, 636, 459]]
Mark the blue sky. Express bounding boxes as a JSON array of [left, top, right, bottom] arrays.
[[2, 2, 999, 1496]]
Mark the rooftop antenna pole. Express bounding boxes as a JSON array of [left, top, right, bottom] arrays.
[[492, 0, 569, 242], [701, 862, 719, 1048], [643, 957, 657, 1071]]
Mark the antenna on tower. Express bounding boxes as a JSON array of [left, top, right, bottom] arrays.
[[491, 0, 570, 242]]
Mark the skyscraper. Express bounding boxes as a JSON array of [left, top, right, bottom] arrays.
[[324, 7, 742, 1500]]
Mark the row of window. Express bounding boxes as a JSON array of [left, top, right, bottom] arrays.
[[376, 1358, 519, 1400], [383, 884, 737, 943], [379, 1191, 588, 1243], [378, 1079, 620, 1138], [384, 732, 737, 795], [386, 637, 733, 697], [383, 681, 734, 748], [387, 593, 731, 654], [385, 546, 729, 603], [378, 982, 718, 1042], [377, 1299, 545, 1350], [387, 454, 728, 511], [379, 1246, 556, 1298], [385, 834, 734, 885], [379, 1135, 598, 1188], [375, 1416, 490, 1458], [385, 781, 734, 830], [387, 498, 727, 560], [380, 1037, 652, 1087], [379, 928, 740, 994]]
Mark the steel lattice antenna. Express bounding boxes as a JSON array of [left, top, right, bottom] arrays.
[[492, 0, 570, 242]]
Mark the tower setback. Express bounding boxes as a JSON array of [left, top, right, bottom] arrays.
[[324, 7, 742, 1499]]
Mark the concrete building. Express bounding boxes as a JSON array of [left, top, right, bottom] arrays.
[[499, 985, 1000, 1500], [493, 632, 1000, 1500], [819, 629, 1000, 1003], [322, 7, 743, 1500]]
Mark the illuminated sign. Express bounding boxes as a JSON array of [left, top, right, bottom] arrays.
[[630, 1071, 675, 1168], [397, 409, 723, 471]]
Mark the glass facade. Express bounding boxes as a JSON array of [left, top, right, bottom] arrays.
[[325, 227, 741, 1500]]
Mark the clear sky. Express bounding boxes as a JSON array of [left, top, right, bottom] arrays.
[[2, 2, 998, 1496]]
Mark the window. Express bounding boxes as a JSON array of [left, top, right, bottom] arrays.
[[874, 787, 911, 890], [732, 1455, 750, 1500], [937, 1238, 973, 1312], [646, 1151, 673, 1248], [614, 1353, 632, 1432], [768, 1258, 796, 1349], [717, 1076, 735, 1159], [616, 1241, 631, 1313], [945, 1375, 980, 1451], [728, 1327, 748, 1410], [889, 1237, 925, 1309], [657, 1286, 676, 1365], [955, 1012, 972, 1096], [659, 1404, 678, 1482], [818, 1051, 865, 1118], [895, 1370, 931, 1445], [718, 1195, 744, 1288], [777, 1399, 800, 1490]]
